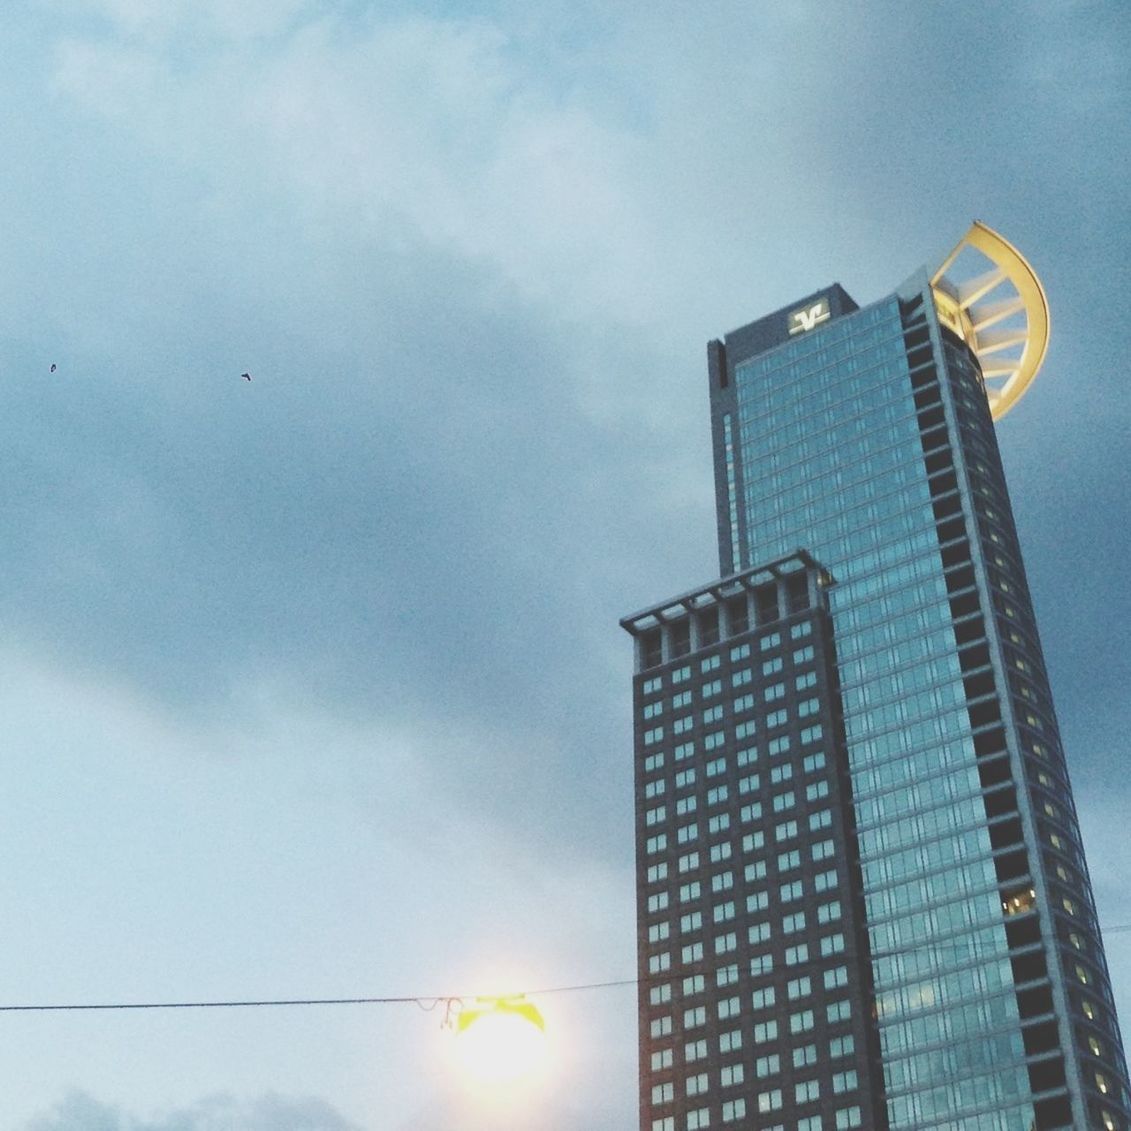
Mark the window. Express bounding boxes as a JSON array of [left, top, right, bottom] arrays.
[[768, 734, 791, 756], [781, 879, 804, 902], [643, 676, 663, 695], [677, 822, 698, 844], [750, 952, 774, 977], [802, 750, 826, 773], [809, 809, 832, 831], [789, 1009, 815, 1034], [716, 963, 738, 987], [684, 1005, 707, 1029], [826, 999, 852, 1023], [740, 802, 763, 823], [676, 795, 697, 816], [745, 859, 767, 882], [715, 932, 737, 955], [642, 700, 663, 719], [681, 975, 705, 1000], [814, 868, 838, 892], [721, 1100, 745, 1123], [648, 953, 670, 974], [648, 922, 670, 942], [753, 1020, 779, 1043], [751, 986, 776, 1010], [772, 790, 796, 813], [672, 665, 691, 684], [686, 1073, 708, 1097], [646, 834, 667, 855], [651, 1082, 674, 1104], [738, 773, 760, 794], [675, 765, 696, 787], [711, 871, 733, 893], [687, 1108, 710, 1130], [795, 1080, 820, 1104], [806, 780, 830, 802], [730, 643, 750, 661], [651, 1048, 673, 1070], [707, 785, 729, 806], [679, 881, 701, 902], [680, 911, 703, 933], [818, 900, 842, 924], [756, 1089, 783, 1114], [783, 911, 806, 933], [682, 942, 704, 963], [832, 1070, 857, 1094], [644, 726, 664, 746], [685, 1038, 708, 1061], [823, 966, 848, 990], [820, 933, 846, 957], [770, 763, 793, 784], [672, 690, 692, 709], [812, 839, 835, 861], [746, 890, 769, 913], [733, 693, 755, 714], [766, 708, 789, 729], [706, 758, 726, 777], [647, 892, 669, 913], [787, 975, 812, 1000], [700, 655, 721, 675], [719, 1029, 742, 1054], [755, 1053, 780, 1078], [644, 751, 665, 773], [835, 1108, 862, 1130], [760, 631, 781, 651], [790, 621, 811, 639], [777, 849, 801, 871], [775, 820, 798, 842], [701, 677, 722, 696], [645, 805, 667, 826], [650, 1015, 672, 1037], [645, 779, 666, 800], [798, 1117, 823, 1131], [709, 842, 732, 862], [673, 716, 693, 735], [718, 996, 741, 1020], [708, 813, 731, 835], [720, 1063, 744, 1087], [795, 671, 817, 691], [792, 1044, 817, 1068], [749, 921, 771, 944], [647, 863, 668, 883], [785, 944, 809, 965], [713, 901, 736, 924], [702, 704, 723, 725], [829, 1034, 854, 1058], [732, 668, 752, 688], [793, 645, 814, 663]]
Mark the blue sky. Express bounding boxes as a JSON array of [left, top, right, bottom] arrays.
[[0, 2, 1128, 1128]]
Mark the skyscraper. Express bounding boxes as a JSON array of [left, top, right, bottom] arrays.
[[623, 224, 1130, 1131]]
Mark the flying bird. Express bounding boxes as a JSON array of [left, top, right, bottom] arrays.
[[242, 372, 252, 381], [50, 363, 56, 373]]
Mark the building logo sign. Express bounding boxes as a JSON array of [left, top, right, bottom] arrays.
[[788, 299, 831, 335]]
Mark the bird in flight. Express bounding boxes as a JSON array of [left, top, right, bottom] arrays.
[[50, 363, 56, 373], [242, 372, 252, 381]]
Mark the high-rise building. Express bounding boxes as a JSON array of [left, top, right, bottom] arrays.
[[622, 224, 1130, 1131]]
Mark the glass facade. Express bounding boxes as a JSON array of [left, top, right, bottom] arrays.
[[625, 253, 1130, 1131], [707, 275, 1131, 1130]]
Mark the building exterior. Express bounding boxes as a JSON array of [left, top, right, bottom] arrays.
[[623, 224, 1130, 1131]]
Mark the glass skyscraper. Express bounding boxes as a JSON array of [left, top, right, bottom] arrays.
[[623, 224, 1129, 1131]]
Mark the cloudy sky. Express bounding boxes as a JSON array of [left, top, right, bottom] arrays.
[[0, 1, 1128, 1128]]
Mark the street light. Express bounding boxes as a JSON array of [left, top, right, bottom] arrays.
[[452, 994, 547, 1087]]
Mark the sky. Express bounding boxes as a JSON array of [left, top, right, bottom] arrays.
[[0, 1, 1128, 1128]]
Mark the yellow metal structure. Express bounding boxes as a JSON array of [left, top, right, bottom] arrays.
[[931, 221, 1050, 421]]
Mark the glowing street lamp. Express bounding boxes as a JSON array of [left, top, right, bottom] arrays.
[[451, 994, 547, 1086]]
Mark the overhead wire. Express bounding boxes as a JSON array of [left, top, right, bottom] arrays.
[[1, 928, 1129, 1015]]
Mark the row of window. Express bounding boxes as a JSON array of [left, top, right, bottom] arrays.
[[652, 1102, 863, 1130]]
